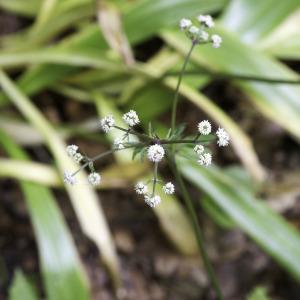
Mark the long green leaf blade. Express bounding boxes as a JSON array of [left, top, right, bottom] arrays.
[[0, 131, 90, 300], [177, 151, 300, 280], [0, 69, 121, 288], [9, 271, 38, 300]]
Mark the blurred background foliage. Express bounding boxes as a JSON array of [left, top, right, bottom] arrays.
[[0, 0, 300, 299]]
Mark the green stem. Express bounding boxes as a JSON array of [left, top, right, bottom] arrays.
[[72, 145, 137, 176], [171, 42, 196, 133], [151, 162, 158, 196], [160, 137, 215, 145], [114, 125, 152, 141], [167, 154, 223, 300]]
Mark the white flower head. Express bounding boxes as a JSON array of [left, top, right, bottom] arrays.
[[197, 15, 214, 28], [147, 144, 165, 163], [187, 25, 199, 40], [194, 144, 205, 155], [198, 30, 209, 42], [114, 137, 125, 150], [211, 34, 222, 48], [135, 182, 148, 195], [198, 120, 212, 135], [163, 182, 175, 195], [73, 152, 83, 163], [179, 18, 192, 30], [66, 145, 78, 157], [100, 115, 115, 133], [123, 110, 140, 127], [144, 195, 161, 208], [198, 153, 212, 167], [63, 171, 77, 185], [88, 172, 101, 185], [216, 127, 230, 147]]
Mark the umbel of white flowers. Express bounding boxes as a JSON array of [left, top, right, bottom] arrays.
[[179, 15, 222, 48]]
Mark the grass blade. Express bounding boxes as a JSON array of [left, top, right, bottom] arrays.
[[9, 271, 38, 300], [0, 69, 121, 288], [177, 150, 300, 281], [0, 131, 90, 300]]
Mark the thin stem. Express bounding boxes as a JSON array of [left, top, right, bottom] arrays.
[[160, 137, 215, 145], [72, 145, 138, 176], [114, 125, 152, 141], [151, 162, 158, 196], [167, 153, 223, 300], [167, 69, 300, 85], [171, 42, 196, 133]]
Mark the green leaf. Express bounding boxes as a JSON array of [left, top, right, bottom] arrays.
[[63, 0, 227, 50], [163, 29, 300, 142], [177, 150, 300, 280], [9, 271, 38, 300], [247, 286, 271, 300], [0, 0, 41, 17], [259, 9, 300, 60], [0, 70, 121, 288], [221, 0, 300, 43], [0, 48, 119, 70], [1, 131, 90, 300]]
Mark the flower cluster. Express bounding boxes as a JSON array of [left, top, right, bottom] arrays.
[[64, 144, 101, 186], [179, 15, 222, 48], [63, 108, 230, 206], [135, 181, 175, 208], [195, 120, 230, 166], [63, 18, 228, 208]]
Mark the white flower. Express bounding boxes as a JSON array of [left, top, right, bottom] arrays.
[[179, 18, 192, 30], [216, 127, 230, 147], [114, 138, 125, 150], [73, 152, 83, 163], [66, 145, 78, 157], [198, 120, 211, 135], [135, 182, 148, 195], [163, 182, 175, 195], [198, 153, 212, 166], [194, 144, 205, 155], [100, 115, 115, 133], [197, 15, 214, 28], [88, 172, 101, 185], [199, 30, 209, 42], [147, 144, 165, 163], [144, 195, 161, 208], [123, 110, 140, 127], [63, 171, 77, 185], [211, 34, 222, 48], [187, 25, 199, 40]]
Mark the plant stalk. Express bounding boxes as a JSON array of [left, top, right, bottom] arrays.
[[171, 42, 196, 133], [168, 154, 224, 300]]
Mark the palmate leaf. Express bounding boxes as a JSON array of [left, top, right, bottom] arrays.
[[0, 70, 121, 288], [0, 131, 90, 300], [177, 150, 300, 281]]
